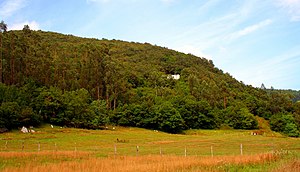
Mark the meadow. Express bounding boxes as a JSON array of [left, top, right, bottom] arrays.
[[0, 125, 299, 171]]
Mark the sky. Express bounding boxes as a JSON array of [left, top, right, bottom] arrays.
[[1, 0, 300, 90]]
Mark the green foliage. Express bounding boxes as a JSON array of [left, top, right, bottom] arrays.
[[270, 112, 300, 137], [284, 123, 300, 137], [114, 103, 148, 127], [153, 101, 184, 133], [35, 86, 64, 122], [237, 108, 258, 129], [0, 30, 298, 135], [175, 97, 218, 129], [0, 83, 19, 103], [19, 106, 41, 127], [223, 103, 258, 129], [89, 100, 108, 128], [0, 102, 20, 129], [0, 81, 42, 129]]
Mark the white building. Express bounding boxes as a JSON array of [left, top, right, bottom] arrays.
[[167, 74, 180, 80]]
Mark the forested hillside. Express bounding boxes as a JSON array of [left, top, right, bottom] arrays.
[[0, 28, 299, 136]]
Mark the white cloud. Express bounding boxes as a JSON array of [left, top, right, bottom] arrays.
[[161, 0, 175, 4], [9, 21, 40, 30], [0, 0, 27, 18], [169, 1, 261, 52], [236, 46, 300, 89], [238, 19, 272, 36], [277, 0, 300, 21], [86, 0, 175, 4], [175, 45, 212, 60], [228, 19, 273, 40], [86, 0, 112, 4]]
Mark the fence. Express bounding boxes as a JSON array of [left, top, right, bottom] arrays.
[[1, 140, 289, 158]]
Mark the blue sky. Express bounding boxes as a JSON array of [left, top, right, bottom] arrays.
[[1, 0, 300, 90]]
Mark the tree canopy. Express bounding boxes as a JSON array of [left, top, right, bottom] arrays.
[[0, 21, 7, 32], [0, 29, 299, 136]]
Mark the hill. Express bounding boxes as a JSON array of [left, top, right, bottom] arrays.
[[0, 29, 299, 136]]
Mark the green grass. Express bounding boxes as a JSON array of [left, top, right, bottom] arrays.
[[0, 124, 299, 171]]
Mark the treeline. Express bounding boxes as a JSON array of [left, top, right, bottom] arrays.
[[0, 82, 260, 133], [0, 28, 299, 136]]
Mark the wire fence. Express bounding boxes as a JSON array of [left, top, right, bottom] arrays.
[[0, 140, 294, 158]]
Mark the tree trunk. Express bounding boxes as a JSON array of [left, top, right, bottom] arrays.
[[113, 96, 116, 111], [223, 96, 227, 109], [0, 33, 3, 83], [106, 85, 110, 110], [10, 34, 15, 84], [97, 85, 100, 100]]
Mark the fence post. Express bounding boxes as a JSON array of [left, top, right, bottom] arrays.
[[5, 141, 8, 150], [211, 145, 214, 157], [240, 144, 243, 155], [184, 146, 187, 157], [160, 146, 162, 156], [272, 143, 274, 154], [38, 142, 40, 152], [55, 142, 57, 151], [136, 145, 139, 156], [114, 144, 117, 158], [22, 141, 24, 151]]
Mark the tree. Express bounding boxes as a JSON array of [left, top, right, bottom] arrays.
[[237, 108, 258, 129], [0, 21, 7, 32], [284, 123, 299, 137], [260, 83, 266, 90], [35, 87, 64, 122], [0, 21, 7, 83], [19, 106, 41, 127], [23, 25, 30, 31], [22, 25, 31, 35], [176, 97, 217, 129], [59, 88, 92, 128], [222, 101, 258, 129], [220, 80, 229, 109], [270, 112, 299, 137], [154, 101, 184, 133], [1, 30, 299, 134], [0, 102, 20, 129], [88, 100, 109, 128], [293, 102, 300, 129]]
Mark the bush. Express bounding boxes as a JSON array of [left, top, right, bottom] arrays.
[[270, 112, 300, 137], [154, 101, 184, 133], [223, 106, 258, 129], [0, 102, 21, 129], [284, 123, 300, 137]]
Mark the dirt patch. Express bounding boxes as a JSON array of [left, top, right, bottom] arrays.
[[41, 135, 57, 139], [150, 140, 176, 144], [21, 135, 37, 139]]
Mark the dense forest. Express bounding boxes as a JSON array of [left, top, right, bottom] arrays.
[[0, 23, 299, 136]]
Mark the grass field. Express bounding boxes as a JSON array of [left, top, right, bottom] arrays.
[[0, 124, 299, 171]]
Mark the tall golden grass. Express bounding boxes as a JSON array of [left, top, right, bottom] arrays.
[[0, 151, 90, 158], [273, 160, 300, 172], [2, 152, 280, 172]]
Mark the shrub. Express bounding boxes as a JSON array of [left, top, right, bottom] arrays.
[[270, 112, 300, 137]]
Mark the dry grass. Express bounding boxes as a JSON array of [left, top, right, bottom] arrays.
[[1, 152, 280, 172], [273, 159, 300, 172], [1, 126, 299, 171], [0, 151, 90, 158], [0, 151, 91, 171]]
